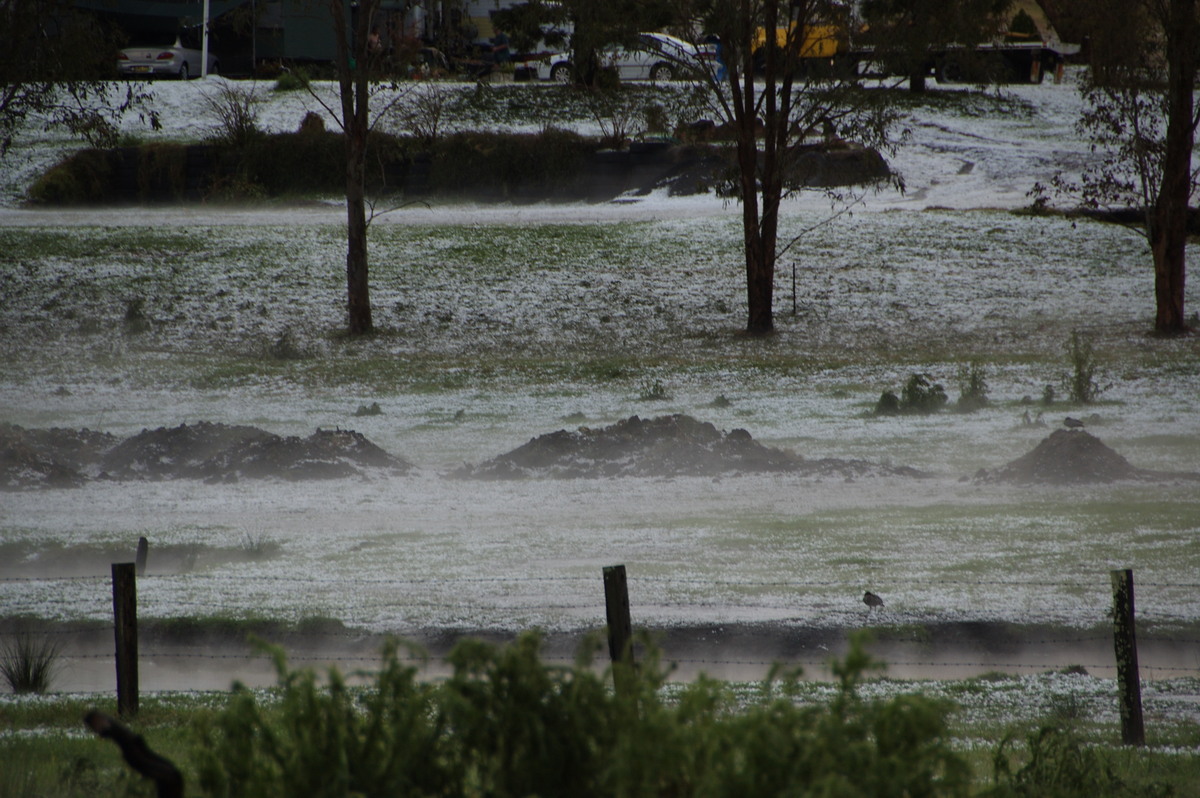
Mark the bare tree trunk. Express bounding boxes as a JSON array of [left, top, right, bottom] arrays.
[[1150, 0, 1196, 335], [345, 127, 372, 335], [332, 0, 375, 336]]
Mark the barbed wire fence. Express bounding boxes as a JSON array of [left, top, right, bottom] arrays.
[[2, 562, 1198, 742]]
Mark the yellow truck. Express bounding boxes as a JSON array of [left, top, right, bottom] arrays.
[[751, 19, 854, 77], [751, 17, 1076, 84]]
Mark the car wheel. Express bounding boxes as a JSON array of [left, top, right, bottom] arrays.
[[209, 60, 219, 76], [550, 63, 571, 83], [650, 63, 674, 82], [178, 63, 190, 80]]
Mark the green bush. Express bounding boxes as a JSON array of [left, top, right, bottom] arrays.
[[955, 361, 990, 413], [27, 149, 115, 204], [876, 373, 949, 415], [273, 67, 310, 92], [985, 725, 1159, 798], [429, 129, 594, 197], [135, 143, 189, 201], [194, 632, 971, 798]]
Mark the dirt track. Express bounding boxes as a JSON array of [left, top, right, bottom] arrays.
[[31, 620, 1200, 692]]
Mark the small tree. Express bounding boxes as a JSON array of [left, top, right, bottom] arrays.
[[301, 0, 416, 336], [1063, 330, 1105, 404], [677, 0, 902, 335]]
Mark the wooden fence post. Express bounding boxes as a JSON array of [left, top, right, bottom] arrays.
[[112, 562, 138, 718], [1110, 568, 1145, 746], [135, 536, 149, 577], [603, 564, 634, 696]]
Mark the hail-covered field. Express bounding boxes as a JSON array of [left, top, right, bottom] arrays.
[[1, 73, 1198, 701]]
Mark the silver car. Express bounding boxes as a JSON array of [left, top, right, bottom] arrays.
[[117, 32, 219, 80]]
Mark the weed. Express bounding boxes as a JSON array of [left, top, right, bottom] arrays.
[[987, 724, 1156, 797], [638, 378, 672, 401], [123, 297, 150, 334], [353, 401, 383, 417], [200, 81, 264, 148], [875, 373, 948, 415], [955, 361, 990, 412], [239, 530, 277, 559], [1, 634, 62, 693], [266, 328, 306, 361], [1062, 331, 1106, 404], [1046, 691, 1088, 727], [388, 82, 453, 144], [273, 67, 310, 92]]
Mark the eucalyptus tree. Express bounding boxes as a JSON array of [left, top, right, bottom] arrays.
[[1049, 0, 1198, 335]]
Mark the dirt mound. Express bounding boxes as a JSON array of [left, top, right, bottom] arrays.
[[0, 422, 412, 490], [980, 429, 1143, 484], [453, 414, 926, 480], [101, 423, 413, 483], [1, 423, 118, 490]]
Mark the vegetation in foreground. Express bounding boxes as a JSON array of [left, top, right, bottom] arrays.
[[2, 634, 1197, 797]]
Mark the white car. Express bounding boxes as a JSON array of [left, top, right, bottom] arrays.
[[540, 32, 711, 82], [117, 32, 219, 80]]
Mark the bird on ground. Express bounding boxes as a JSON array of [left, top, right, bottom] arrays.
[[863, 591, 884, 612], [1063, 417, 1085, 429]]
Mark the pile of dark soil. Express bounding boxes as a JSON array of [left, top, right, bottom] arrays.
[[0, 424, 117, 489], [0, 422, 411, 490], [977, 429, 1192, 484], [453, 414, 926, 480]]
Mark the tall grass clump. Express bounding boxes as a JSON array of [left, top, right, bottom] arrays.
[[955, 361, 990, 412], [1062, 331, 1105, 404], [985, 724, 1154, 797], [194, 632, 971, 797], [1, 634, 62, 694]]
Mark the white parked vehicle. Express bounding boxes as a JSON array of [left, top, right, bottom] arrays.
[[536, 32, 712, 82], [117, 31, 219, 80]]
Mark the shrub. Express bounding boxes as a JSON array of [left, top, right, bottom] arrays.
[[876, 373, 949, 415], [273, 67, 310, 92], [1, 634, 62, 693], [1062, 331, 1105, 404], [903, 373, 949, 413], [26, 149, 115, 204], [987, 725, 1149, 797], [428, 129, 593, 198], [955, 361, 990, 412], [194, 632, 971, 798], [638, 379, 671, 401], [135, 142, 188, 201], [200, 81, 264, 148]]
